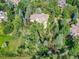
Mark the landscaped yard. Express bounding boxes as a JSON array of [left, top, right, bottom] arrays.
[[0, 0, 79, 59]]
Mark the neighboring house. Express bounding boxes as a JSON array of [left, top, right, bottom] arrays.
[[0, 11, 7, 23], [58, 0, 66, 8], [5, 0, 20, 5], [11, 0, 20, 5]]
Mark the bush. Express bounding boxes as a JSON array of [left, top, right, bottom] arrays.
[[3, 23, 14, 34]]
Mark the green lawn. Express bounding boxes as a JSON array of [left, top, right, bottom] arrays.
[[0, 35, 13, 46]]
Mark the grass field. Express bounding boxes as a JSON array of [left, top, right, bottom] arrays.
[[0, 57, 31, 59]]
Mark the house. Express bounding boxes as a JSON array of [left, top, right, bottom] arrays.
[[58, 0, 66, 8], [30, 13, 49, 29], [0, 11, 7, 23]]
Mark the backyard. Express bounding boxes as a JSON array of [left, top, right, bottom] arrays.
[[0, 0, 79, 59]]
